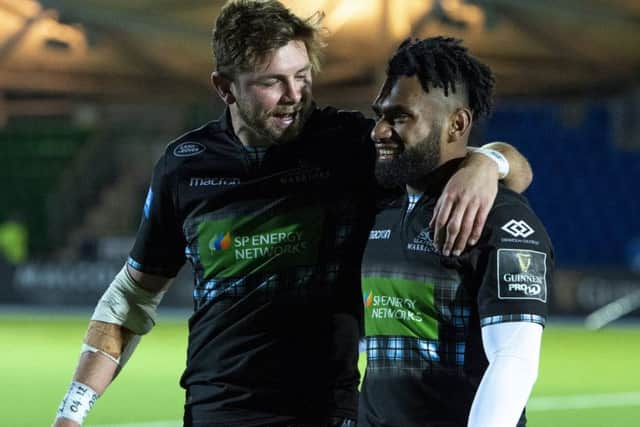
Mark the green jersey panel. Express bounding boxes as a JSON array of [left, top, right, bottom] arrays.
[[362, 277, 438, 339]]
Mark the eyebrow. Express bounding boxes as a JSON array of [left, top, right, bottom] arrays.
[[257, 64, 312, 79], [372, 104, 412, 117]]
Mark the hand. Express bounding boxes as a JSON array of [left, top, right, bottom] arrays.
[[429, 154, 499, 256]]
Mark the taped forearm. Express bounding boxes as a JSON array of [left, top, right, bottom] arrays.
[[55, 267, 167, 425], [468, 322, 542, 427], [91, 265, 166, 335], [82, 321, 140, 366], [82, 265, 165, 367], [54, 349, 119, 426]]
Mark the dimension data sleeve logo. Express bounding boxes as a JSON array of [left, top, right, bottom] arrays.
[[198, 208, 324, 278], [501, 219, 535, 238], [497, 248, 547, 302], [362, 277, 438, 340]]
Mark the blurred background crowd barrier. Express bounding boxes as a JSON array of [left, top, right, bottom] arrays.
[[0, 0, 639, 321]]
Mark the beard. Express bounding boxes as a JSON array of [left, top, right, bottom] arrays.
[[235, 95, 312, 145], [375, 122, 442, 189]]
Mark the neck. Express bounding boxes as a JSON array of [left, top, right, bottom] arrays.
[[443, 139, 468, 164], [406, 184, 423, 195], [229, 108, 273, 148]]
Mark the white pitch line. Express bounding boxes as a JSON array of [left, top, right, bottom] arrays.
[[89, 392, 640, 426], [528, 391, 640, 411]]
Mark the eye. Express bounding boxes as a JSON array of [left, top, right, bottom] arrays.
[[258, 79, 279, 87], [392, 114, 410, 124], [295, 74, 307, 81]]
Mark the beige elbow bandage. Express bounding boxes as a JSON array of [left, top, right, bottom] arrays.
[[91, 265, 165, 334], [82, 265, 165, 366], [82, 321, 141, 366]]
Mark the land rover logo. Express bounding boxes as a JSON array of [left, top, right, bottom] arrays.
[[174, 142, 205, 157]]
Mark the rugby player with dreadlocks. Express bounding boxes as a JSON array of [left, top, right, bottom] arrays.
[[359, 37, 554, 427]]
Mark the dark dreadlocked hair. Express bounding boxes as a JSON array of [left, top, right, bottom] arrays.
[[385, 36, 495, 119]]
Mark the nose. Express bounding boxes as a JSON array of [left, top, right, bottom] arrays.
[[372, 119, 393, 142], [282, 78, 304, 105]]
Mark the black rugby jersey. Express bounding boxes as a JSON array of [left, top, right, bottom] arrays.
[[359, 159, 554, 427], [129, 106, 377, 425]]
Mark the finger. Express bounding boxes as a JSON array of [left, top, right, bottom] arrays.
[[435, 222, 447, 254], [442, 199, 465, 256], [451, 198, 480, 256], [432, 194, 454, 251], [429, 195, 442, 230], [468, 200, 491, 246]]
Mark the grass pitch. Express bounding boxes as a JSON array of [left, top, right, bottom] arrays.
[[3, 313, 640, 426]]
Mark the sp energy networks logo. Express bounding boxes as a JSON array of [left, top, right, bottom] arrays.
[[362, 277, 438, 339], [198, 209, 323, 278], [497, 249, 547, 302], [363, 290, 374, 308], [209, 232, 232, 251], [368, 294, 423, 322]]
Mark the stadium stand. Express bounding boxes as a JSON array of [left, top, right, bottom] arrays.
[[485, 103, 640, 268], [0, 124, 89, 254]]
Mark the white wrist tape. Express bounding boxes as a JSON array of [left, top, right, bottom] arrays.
[[92, 265, 165, 335], [56, 381, 99, 425], [471, 147, 510, 179]]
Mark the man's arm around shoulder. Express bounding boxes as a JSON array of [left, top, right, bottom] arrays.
[[430, 141, 533, 256]]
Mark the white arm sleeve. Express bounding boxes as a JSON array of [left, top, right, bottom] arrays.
[[468, 321, 543, 427]]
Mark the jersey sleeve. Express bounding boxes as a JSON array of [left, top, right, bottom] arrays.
[[469, 195, 554, 327], [128, 154, 185, 277]]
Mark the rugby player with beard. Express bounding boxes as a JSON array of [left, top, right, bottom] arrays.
[[359, 37, 554, 427], [53, 3, 533, 427]]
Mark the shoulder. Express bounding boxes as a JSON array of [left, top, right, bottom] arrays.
[[486, 186, 553, 251], [158, 120, 233, 173], [164, 121, 220, 158], [491, 186, 533, 215]]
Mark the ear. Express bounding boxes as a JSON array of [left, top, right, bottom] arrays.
[[211, 72, 236, 105], [447, 107, 473, 142]]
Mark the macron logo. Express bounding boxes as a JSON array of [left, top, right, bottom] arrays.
[[501, 220, 535, 238], [369, 229, 391, 240]]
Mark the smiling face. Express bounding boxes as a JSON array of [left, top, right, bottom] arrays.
[[371, 76, 448, 188], [213, 40, 313, 147], [371, 75, 472, 189]]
